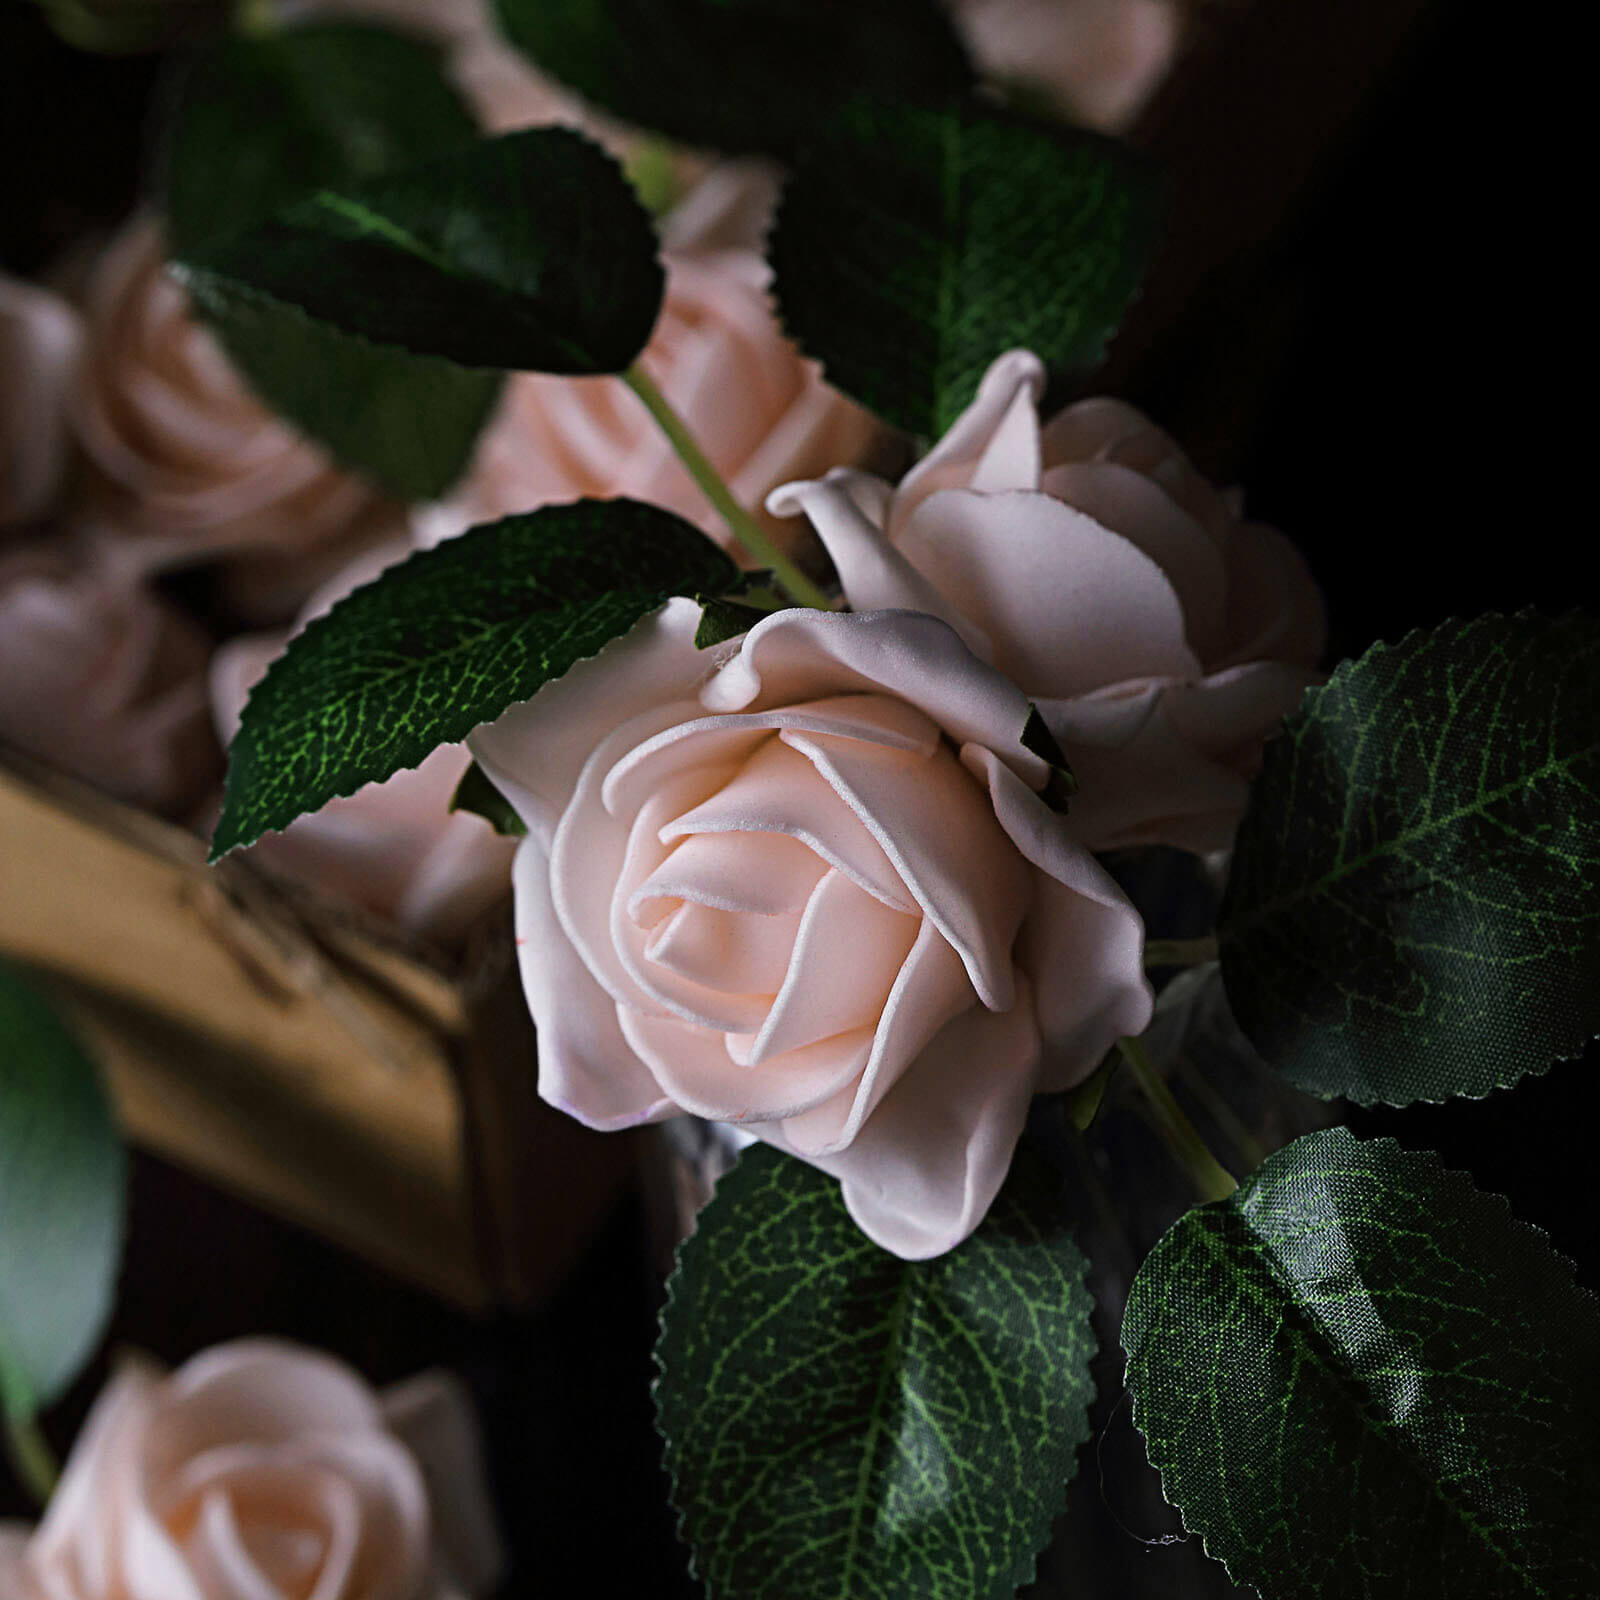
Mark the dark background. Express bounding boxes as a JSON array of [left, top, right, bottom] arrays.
[[2, 1, 1588, 1595]]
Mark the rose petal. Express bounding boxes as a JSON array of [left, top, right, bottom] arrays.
[[1215, 520, 1327, 670], [619, 1007, 874, 1124], [779, 724, 1031, 1010], [380, 1372, 507, 1600], [642, 900, 799, 999], [630, 828, 826, 919], [747, 869, 920, 1061], [510, 833, 676, 1130], [964, 746, 1153, 1082], [765, 472, 990, 654], [773, 981, 1043, 1259], [1038, 459, 1229, 661], [469, 596, 710, 845], [775, 916, 976, 1157], [891, 349, 1047, 527], [702, 608, 1048, 789], [895, 488, 1201, 695], [660, 736, 915, 913]]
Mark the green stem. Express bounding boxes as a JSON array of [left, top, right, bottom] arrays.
[[621, 364, 834, 611], [4, 1412, 59, 1509], [1143, 935, 1219, 968], [1118, 1035, 1237, 1204]]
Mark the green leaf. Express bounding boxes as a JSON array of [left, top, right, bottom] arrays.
[[0, 963, 126, 1420], [1122, 1126, 1600, 1600], [770, 98, 1163, 437], [449, 761, 528, 837], [655, 1143, 1096, 1600], [1218, 611, 1600, 1105], [493, 0, 973, 158], [176, 126, 667, 376], [693, 595, 772, 649], [164, 24, 502, 498], [210, 500, 738, 859]]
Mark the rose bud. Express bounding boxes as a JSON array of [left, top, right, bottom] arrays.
[[1, 272, 82, 530], [0, 1339, 504, 1600], [0, 537, 220, 816], [769, 350, 1326, 855], [470, 600, 1152, 1258], [68, 215, 404, 621]]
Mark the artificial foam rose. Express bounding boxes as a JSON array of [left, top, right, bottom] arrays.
[[69, 215, 404, 619], [0, 1340, 504, 1600], [210, 541, 518, 943], [955, 0, 1182, 133], [769, 351, 1326, 855], [469, 601, 1153, 1258], [0, 539, 220, 816], [417, 249, 880, 561], [1, 273, 82, 530]]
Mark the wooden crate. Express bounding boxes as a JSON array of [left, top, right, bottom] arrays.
[[0, 746, 632, 1311]]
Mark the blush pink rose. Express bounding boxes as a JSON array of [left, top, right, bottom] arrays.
[[955, 0, 1182, 132], [0, 1340, 503, 1600], [769, 350, 1326, 855], [0, 538, 220, 816], [470, 601, 1152, 1257], [69, 216, 404, 618], [417, 248, 882, 563], [1, 273, 82, 530], [210, 540, 517, 943]]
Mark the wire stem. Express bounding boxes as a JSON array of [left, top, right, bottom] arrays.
[[621, 364, 834, 611], [1118, 1035, 1238, 1203], [4, 1412, 59, 1509]]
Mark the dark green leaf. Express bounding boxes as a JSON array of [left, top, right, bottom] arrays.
[[493, 0, 973, 158], [164, 24, 501, 498], [770, 98, 1162, 437], [1022, 702, 1078, 813], [655, 1143, 1095, 1600], [449, 761, 528, 837], [210, 500, 738, 858], [1123, 1126, 1600, 1600], [176, 126, 666, 376], [0, 963, 125, 1419], [1219, 611, 1600, 1105], [693, 596, 772, 649]]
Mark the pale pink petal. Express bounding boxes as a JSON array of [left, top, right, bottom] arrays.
[[772, 984, 1043, 1259], [381, 1373, 506, 1600], [660, 737, 915, 913], [642, 899, 799, 996], [510, 834, 676, 1130], [619, 1006, 874, 1124], [747, 869, 919, 1061], [779, 724, 1031, 1010], [629, 828, 825, 919], [469, 595, 711, 844], [600, 692, 939, 819], [895, 489, 1200, 695], [701, 608, 1049, 788], [0, 1527, 43, 1600], [1215, 520, 1327, 670], [659, 161, 782, 254], [775, 917, 976, 1157], [1037, 460, 1229, 661], [964, 746, 1153, 1083], [765, 472, 993, 655], [891, 349, 1047, 527]]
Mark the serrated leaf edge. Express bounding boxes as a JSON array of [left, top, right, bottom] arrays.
[[1120, 1126, 1600, 1599]]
